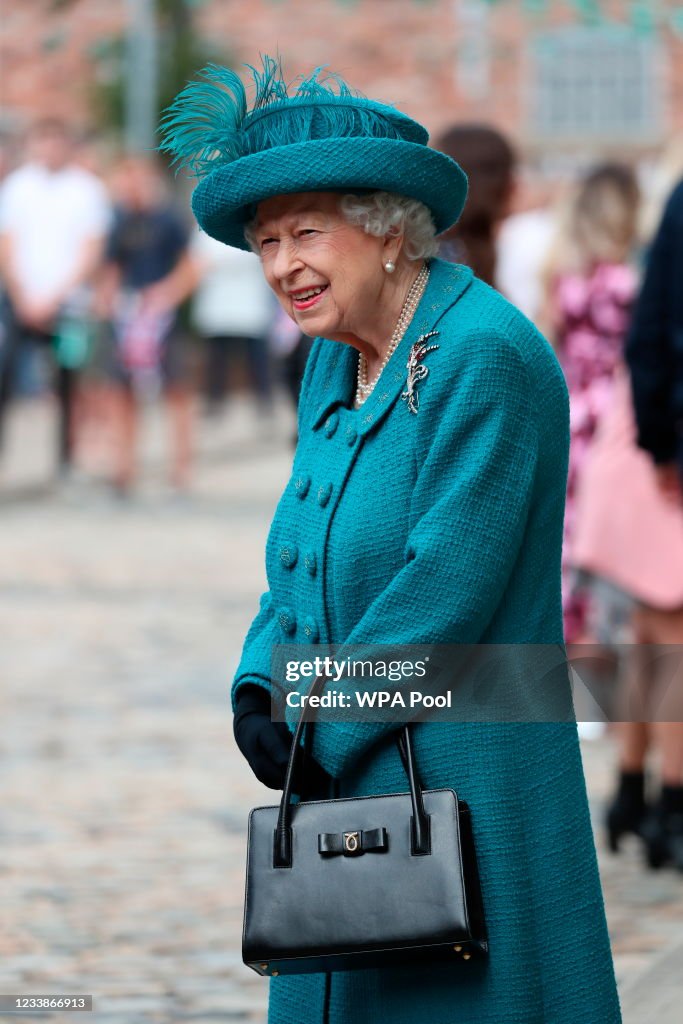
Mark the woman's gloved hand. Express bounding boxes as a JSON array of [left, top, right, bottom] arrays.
[[233, 684, 331, 794]]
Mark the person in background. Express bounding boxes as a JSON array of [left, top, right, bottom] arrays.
[[571, 361, 683, 870], [626, 175, 683, 503], [267, 306, 313, 446], [0, 118, 110, 477], [98, 156, 197, 495], [435, 123, 516, 286], [496, 169, 558, 323], [0, 137, 14, 433], [190, 229, 274, 419], [540, 163, 640, 644], [268, 307, 312, 408], [620, 174, 683, 871]]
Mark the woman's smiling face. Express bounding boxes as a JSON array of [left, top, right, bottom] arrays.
[[253, 192, 391, 345]]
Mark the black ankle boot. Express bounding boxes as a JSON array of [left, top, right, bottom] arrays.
[[641, 785, 683, 871], [605, 770, 647, 853]]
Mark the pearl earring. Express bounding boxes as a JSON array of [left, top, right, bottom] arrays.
[[384, 260, 396, 274]]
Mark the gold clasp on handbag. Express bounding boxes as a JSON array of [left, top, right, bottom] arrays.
[[344, 831, 359, 852]]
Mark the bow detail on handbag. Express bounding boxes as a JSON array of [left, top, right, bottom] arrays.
[[318, 827, 388, 856]]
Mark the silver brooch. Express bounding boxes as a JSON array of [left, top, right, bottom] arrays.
[[401, 332, 439, 414]]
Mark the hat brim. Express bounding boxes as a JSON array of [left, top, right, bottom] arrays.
[[191, 137, 468, 250]]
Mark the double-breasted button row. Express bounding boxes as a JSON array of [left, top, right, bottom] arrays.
[[293, 472, 334, 508], [322, 412, 358, 447], [276, 606, 320, 641], [279, 544, 317, 577]]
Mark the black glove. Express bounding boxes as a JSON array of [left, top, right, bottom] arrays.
[[233, 684, 331, 794]]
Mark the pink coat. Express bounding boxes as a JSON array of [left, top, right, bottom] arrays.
[[573, 366, 683, 608]]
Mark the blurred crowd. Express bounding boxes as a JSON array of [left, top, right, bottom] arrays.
[[0, 119, 312, 495], [1, 114, 683, 875]]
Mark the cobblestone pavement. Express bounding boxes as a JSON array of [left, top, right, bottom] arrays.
[[2, 399, 683, 1023]]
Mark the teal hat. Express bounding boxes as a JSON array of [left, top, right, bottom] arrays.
[[160, 57, 468, 251]]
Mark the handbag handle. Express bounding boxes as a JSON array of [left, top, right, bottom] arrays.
[[274, 675, 431, 867]]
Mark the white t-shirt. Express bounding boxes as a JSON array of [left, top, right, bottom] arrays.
[[190, 229, 274, 338], [0, 162, 111, 303]]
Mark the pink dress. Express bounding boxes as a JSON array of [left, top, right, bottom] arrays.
[[573, 367, 683, 609], [553, 261, 638, 640]]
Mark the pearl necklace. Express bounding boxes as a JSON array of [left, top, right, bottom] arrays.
[[354, 262, 430, 408]]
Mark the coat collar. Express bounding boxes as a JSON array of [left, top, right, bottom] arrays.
[[310, 259, 474, 435]]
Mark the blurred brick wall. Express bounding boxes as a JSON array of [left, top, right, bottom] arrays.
[[2, 0, 683, 154], [1, 0, 124, 131]]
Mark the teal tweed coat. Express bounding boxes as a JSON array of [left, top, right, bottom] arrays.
[[232, 259, 621, 1024]]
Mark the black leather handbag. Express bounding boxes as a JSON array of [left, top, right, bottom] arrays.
[[242, 678, 487, 976]]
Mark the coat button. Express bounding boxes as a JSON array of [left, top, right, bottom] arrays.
[[324, 412, 339, 438], [317, 483, 333, 507], [293, 473, 311, 500], [279, 543, 298, 569], [345, 426, 357, 446], [303, 551, 317, 577], [302, 616, 320, 642], [277, 607, 296, 635]]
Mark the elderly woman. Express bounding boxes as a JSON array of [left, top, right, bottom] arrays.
[[162, 60, 621, 1024]]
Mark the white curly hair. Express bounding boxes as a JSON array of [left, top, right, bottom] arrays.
[[245, 191, 438, 260]]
